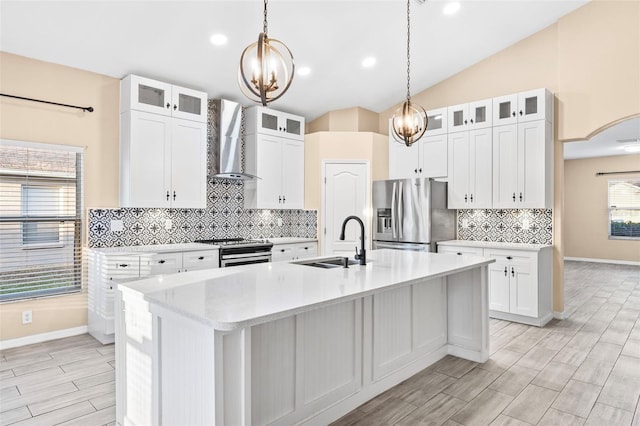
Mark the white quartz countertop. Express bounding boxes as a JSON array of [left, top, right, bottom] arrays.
[[121, 249, 494, 331], [437, 240, 552, 251], [88, 243, 218, 254], [269, 237, 318, 245]]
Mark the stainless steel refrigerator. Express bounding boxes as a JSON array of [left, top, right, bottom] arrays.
[[372, 178, 455, 252]]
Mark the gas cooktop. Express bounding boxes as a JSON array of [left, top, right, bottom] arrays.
[[194, 238, 272, 247]]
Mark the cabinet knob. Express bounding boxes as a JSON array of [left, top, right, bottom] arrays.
[[511, 267, 515, 277], [414, 168, 418, 174], [464, 119, 467, 125], [512, 111, 516, 117], [504, 266, 508, 276], [166, 191, 170, 201], [470, 118, 474, 123], [198, 256, 204, 260], [173, 191, 176, 201], [280, 249, 285, 252], [282, 195, 286, 203], [464, 194, 468, 202], [158, 260, 166, 264], [470, 194, 473, 203], [304, 247, 308, 250], [512, 193, 516, 202], [119, 264, 128, 268], [519, 192, 523, 202], [519, 110, 523, 116], [278, 196, 282, 203], [506, 256, 513, 260], [419, 168, 422, 173], [457, 252, 462, 255], [173, 104, 177, 110], [166, 102, 170, 109]]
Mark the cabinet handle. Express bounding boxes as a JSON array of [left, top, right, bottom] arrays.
[[504, 266, 508, 276], [457, 252, 462, 255], [198, 256, 204, 260], [519, 192, 523, 202], [166, 191, 170, 201], [278, 196, 282, 203], [158, 260, 166, 264], [511, 267, 515, 277], [414, 168, 418, 174], [173, 104, 178, 110], [166, 102, 170, 109], [512, 111, 516, 117], [470, 194, 473, 202], [283, 128, 287, 132], [119, 264, 128, 268], [464, 194, 468, 202], [173, 191, 176, 201], [280, 249, 285, 252], [506, 256, 513, 260], [519, 110, 523, 116], [470, 118, 474, 123], [419, 168, 422, 173], [512, 193, 516, 202], [282, 195, 286, 203], [464, 119, 467, 125], [304, 247, 308, 250]]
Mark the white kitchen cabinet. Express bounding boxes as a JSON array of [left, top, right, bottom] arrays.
[[388, 133, 448, 180], [121, 74, 207, 123], [120, 110, 207, 208], [447, 99, 493, 133], [272, 241, 318, 262], [425, 107, 448, 136], [88, 247, 219, 344], [437, 242, 553, 327], [492, 120, 553, 209], [245, 105, 305, 140], [244, 134, 305, 209], [492, 88, 552, 126], [447, 128, 492, 209]]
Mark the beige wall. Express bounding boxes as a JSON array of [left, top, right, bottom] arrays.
[[305, 131, 388, 252], [564, 155, 640, 262], [0, 52, 120, 341], [308, 107, 380, 133]]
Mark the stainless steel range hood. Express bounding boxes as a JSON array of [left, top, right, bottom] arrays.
[[208, 99, 258, 180]]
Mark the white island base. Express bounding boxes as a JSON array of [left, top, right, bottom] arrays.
[[116, 250, 492, 426]]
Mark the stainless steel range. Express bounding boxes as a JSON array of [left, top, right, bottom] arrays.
[[194, 238, 273, 267]]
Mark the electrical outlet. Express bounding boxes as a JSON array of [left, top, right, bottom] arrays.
[[165, 219, 173, 230], [461, 218, 469, 229], [22, 310, 32, 324], [522, 219, 530, 230], [110, 219, 124, 232], [277, 218, 283, 227]]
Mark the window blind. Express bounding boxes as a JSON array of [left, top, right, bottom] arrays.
[[0, 141, 84, 301], [608, 179, 640, 239]]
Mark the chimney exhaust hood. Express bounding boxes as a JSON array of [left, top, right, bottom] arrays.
[[208, 99, 259, 180]]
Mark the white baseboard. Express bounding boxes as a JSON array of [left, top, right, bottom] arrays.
[[553, 311, 567, 320], [0, 326, 88, 351], [564, 257, 640, 266]]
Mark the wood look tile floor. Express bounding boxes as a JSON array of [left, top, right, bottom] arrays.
[[1, 261, 638, 426]]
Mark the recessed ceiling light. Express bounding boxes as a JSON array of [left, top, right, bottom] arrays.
[[362, 57, 376, 68], [443, 2, 461, 15], [298, 66, 311, 76], [210, 34, 228, 46]]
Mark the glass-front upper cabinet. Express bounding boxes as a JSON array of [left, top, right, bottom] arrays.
[[121, 75, 207, 123], [245, 106, 305, 140], [424, 107, 448, 136], [447, 99, 492, 132], [493, 89, 551, 126]]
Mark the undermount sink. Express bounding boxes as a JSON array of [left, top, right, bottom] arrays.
[[292, 256, 360, 269]]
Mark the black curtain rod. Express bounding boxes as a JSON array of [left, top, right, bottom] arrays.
[[595, 170, 640, 176], [0, 93, 94, 112]]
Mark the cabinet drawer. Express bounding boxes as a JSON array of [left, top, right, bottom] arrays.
[[183, 250, 219, 271], [146, 252, 183, 275], [483, 249, 535, 264], [103, 256, 140, 279], [437, 245, 484, 256], [272, 244, 296, 262], [295, 243, 317, 260]]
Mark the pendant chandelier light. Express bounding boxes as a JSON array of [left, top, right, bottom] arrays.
[[391, 0, 427, 147], [238, 0, 295, 106]]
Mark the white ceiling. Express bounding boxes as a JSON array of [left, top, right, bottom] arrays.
[[564, 117, 640, 160], [0, 0, 588, 121]]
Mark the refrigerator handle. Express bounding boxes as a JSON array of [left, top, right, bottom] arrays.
[[398, 181, 404, 239], [391, 182, 398, 239]]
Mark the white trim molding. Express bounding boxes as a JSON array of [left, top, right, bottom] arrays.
[[565, 257, 640, 266], [0, 326, 88, 350]]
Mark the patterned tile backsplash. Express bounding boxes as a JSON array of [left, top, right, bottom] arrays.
[[457, 209, 553, 245], [88, 179, 317, 248]]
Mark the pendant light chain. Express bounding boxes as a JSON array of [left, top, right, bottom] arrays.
[[406, 0, 411, 102], [263, 0, 268, 34]]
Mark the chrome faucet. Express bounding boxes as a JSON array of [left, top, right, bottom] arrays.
[[339, 215, 366, 266]]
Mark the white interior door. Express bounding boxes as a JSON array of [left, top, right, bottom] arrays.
[[323, 162, 369, 256]]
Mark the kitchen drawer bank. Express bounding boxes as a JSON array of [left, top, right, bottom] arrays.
[[87, 243, 218, 344], [115, 249, 493, 426], [271, 238, 318, 262], [438, 240, 553, 327]]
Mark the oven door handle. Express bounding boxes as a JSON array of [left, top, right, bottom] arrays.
[[221, 252, 272, 260]]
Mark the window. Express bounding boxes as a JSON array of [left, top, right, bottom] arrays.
[[0, 140, 84, 301], [608, 179, 640, 239]]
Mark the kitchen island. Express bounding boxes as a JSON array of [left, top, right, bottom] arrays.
[[115, 249, 494, 426]]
